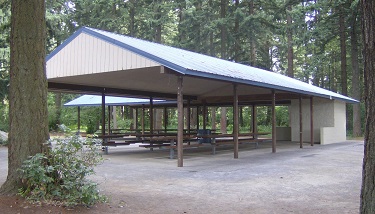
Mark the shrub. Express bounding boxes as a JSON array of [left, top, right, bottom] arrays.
[[86, 119, 97, 134], [0, 138, 8, 146], [18, 135, 106, 207]]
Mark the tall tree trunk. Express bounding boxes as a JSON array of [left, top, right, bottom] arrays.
[[287, 4, 294, 78], [129, 0, 135, 37], [154, 0, 162, 43], [339, 4, 347, 95], [220, 107, 227, 134], [249, 0, 256, 66], [155, 109, 163, 130], [351, 7, 361, 137], [211, 107, 216, 131], [233, 0, 240, 62], [177, 0, 186, 44], [220, 0, 227, 133], [209, 0, 214, 57], [191, 107, 197, 129], [220, 0, 227, 59], [0, 0, 49, 195], [360, 0, 375, 212]]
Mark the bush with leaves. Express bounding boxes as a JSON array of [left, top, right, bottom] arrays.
[[18, 135, 106, 207]]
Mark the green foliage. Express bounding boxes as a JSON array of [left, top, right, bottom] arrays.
[[18, 136, 106, 207], [48, 106, 59, 131], [116, 118, 133, 130], [0, 138, 8, 146], [0, 102, 8, 131], [86, 119, 97, 134]]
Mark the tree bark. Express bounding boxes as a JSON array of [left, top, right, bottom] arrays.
[[287, 4, 294, 78], [351, 7, 361, 137], [339, 4, 347, 95], [211, 107, 216, 131], [155, 109, 163, 130], [233, 0, 240, 62], [154, 0, 162, 43], [0, 0, 49, 195], [360, 0, 375, 213], [220, 0, 227, 134], [220, 107, 227, 134], [129, 0, 135, 37], [249, 0, 256, 66], [220, 0, 227, 59]]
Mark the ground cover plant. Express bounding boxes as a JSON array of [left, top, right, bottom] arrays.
[[18, 135, 106, 207]]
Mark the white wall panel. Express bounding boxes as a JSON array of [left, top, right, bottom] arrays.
[[290, 98, 347, 144], [47, 33, 160, 79]]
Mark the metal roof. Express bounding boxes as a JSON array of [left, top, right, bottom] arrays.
[[48, 27, 358, 103], [64, 95, 164, 107]]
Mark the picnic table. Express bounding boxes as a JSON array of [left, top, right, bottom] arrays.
[[198, 132, 271, 154]]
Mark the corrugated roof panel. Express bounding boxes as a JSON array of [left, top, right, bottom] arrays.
[[53, 27, 358, 103]]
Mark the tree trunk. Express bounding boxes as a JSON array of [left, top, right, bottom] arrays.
[[360, 0, 375, 213], [129, 0, 135, 37], [220, 0, 227, 134], [351, 7, 361, 137], [339, 4, 347, 95], [0, 0, 49, 195], [191, 107, 197, 129], [220, 107, 227, 134], [220, 0, 227, 59], [155, 109, 163, 130], [287, 4, 294, 78], [177, 0, 186, 44], [209, 0, 214, 57], [154, 1, 162, 43], [249, 0, 256, 66], [233, 0, 240, 62], [211, 107, 216, 131]]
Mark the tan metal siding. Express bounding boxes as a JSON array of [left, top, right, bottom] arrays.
[[47, 33, 160, 79]]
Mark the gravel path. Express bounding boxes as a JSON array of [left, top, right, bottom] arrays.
[[0, 140, 363, 213]]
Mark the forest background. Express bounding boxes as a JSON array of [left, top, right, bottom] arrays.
[[0, 0, 364, 137]]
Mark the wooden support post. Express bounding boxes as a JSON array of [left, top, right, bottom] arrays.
[[164, 106, 168, 133], [310, 96, 314, 146], [186, 100, 191, 145], [77, 106, 81, 134], [233, 84, 239, 159], [141, 105, 145, 135], [196, 106, 200, 131], [187, 99, 191, 135], [150, 97, 154, 134], [252, 105, 258, 139], [101, 91, 106, 140], [108, 106, 111, 134], [299, 96, 303, 148], [272, 90, 276, 153], [177, 76, 184, 167]]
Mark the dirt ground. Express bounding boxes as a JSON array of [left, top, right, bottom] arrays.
[[0, 140, 364, 214]]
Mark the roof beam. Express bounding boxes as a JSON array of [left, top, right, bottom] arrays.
[[48, 82, 197, 100]]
